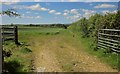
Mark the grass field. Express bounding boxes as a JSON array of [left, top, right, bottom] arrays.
[[3, 26, 119, 72]]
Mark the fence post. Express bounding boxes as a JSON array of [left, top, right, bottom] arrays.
[[14, 26, 19, 45], [97, 29, 100, 49], [0, 26, 2, 73]]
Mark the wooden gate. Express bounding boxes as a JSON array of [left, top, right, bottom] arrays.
[[98, 29, 120, 53], [0, 25, 19, 73], [2, 26, 19, 44]]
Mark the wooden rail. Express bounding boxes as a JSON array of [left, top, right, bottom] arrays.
[[1, 26, 19, 44], [0, 25, 2, 74], [98, 29, 120, 53]]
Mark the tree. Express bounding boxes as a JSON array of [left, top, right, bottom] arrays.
[[88, 14, 102, 37], [80, 18, 89, 37], [0, 9, 20, 17], [114, 10, 120, 29]]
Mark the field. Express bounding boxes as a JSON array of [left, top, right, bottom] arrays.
[[3, 26, 119, 72]]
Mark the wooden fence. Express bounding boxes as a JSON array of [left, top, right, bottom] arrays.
[[1, 26, 19, 44], [98, 29, 120, 53]]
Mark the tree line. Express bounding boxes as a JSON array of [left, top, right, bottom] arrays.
[[28, 24, 69, 29]]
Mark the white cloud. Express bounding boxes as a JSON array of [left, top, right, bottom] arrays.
[[63, 9, 79, 16], [63, 13, 68, 16], [25, 16, 34, 19], [19, 14, 42, 19], [27, 3, 39, 10], [12, 5, 25, 10], [63, 9, 82, 21], [26, 11, 31, 13], [85, 0, 109, 2], [81, 9, 96, 18], [61, 0, 119, 2], [41, 7, 50, 11], [34, 0, 41, 2], [64, 9, 69, 13], [27, 4, 49, 11], [2, 0, 20, 2], [94, 4, 117, 9], [65, 14, 82, 22], [35, 16, 41, 19], [12, 4, 49, 11], [61, 0, 80, 2], [2, 2, 18, 5], [48, 10, 56, 14], [68, 0, 79, 2], [70, 9, 79, 14], [84, 0, 119, 2], [81, 9, 96, 13], [101, 10, 110, 14], [1, 0, 120, 2], [19, 14, 33, 19], [12, 3, 61, 16], [63, 9, 81, 21], [63, 10, 69, 16], [101, 10, 117, 14], [111, 10, 117, 13], [48, 10, 61, 15], [61, 0, 64, 2], [73, 14, 81, 19], [55, 12, 61, 15]]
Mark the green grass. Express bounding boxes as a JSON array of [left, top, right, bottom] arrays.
[[72, 31, 119, 70], [3, 26, 64, 73], [18, 26, 63, 34], [18, 27, 63, 41], [21, 47, 32, 54], [3, 26, 119, 72], [3, 42, 33, 73]]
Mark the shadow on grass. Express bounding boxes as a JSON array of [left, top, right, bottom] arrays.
[[118, 54, 120, 71], [21, 47, 32, 54], [3, 60, 24, 74]]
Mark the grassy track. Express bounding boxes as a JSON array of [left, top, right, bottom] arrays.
[[19, 27, 117, 72], [4, 26, 118, 72]]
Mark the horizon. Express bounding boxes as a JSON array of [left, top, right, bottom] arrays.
[[1, 23, 71, 25]]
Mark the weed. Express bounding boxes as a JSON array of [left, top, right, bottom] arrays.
[[46, 32, 50, 35], [54, 32, 60, 35], [21, 47, 32, 54]]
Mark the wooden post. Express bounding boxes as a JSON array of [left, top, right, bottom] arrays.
[[14, 26, 19, 45], [0, 26, 2, 73], [97, 29, 100, 49]]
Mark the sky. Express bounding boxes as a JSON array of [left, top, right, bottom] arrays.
[[0, 0, 120, 2], [1, 1, 119, 24]]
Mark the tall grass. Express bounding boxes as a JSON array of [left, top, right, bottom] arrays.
[[70, 30, 119, 70]]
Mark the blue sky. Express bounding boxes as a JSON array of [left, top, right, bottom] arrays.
[[1, 0, 120, 2], [1, 2, 118, 24]]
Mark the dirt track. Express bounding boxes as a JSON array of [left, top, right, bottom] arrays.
[[29, 34, 117, 72]]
